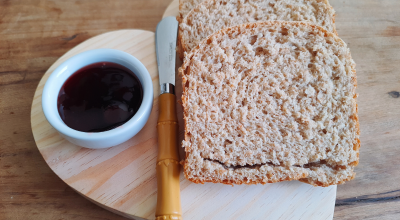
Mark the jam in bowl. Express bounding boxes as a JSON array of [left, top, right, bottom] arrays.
[[42, 48, 153, 149]]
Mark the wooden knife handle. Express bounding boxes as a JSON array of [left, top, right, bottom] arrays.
[[156, 93, 182, 220]]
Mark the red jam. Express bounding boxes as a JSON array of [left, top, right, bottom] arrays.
[[57, 62, 143, 132]]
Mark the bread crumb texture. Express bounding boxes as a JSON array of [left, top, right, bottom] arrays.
[[179, 0, 336, 56], [179, 0, 206, 22], [180, 21, 359, 187]]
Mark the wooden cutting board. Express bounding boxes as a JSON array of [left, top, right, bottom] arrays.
[[30, 2, 337, 219]]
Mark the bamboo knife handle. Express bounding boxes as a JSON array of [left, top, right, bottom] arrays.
[[156, 93, 182, 220]]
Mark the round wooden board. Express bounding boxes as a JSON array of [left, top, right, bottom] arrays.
[[30, 11, 336, 220], [163, 0, 179, 18]]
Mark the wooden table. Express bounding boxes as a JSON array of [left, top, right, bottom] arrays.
[[0, 0, 399, 219]]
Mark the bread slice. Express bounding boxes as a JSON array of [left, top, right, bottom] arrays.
[[180, 21, 360, 187], [178, 0, 336, 58], [178, 0, 205, 22]]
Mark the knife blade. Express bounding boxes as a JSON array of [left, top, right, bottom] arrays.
[[156, 16, 178, 94], [155, 16, 182, 220]]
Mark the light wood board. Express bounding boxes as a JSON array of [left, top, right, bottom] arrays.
[[30, 30, 336, 220]]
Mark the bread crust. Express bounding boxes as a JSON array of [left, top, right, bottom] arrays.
[[183, 160, 309, 185], [180, 21, 360, 187]]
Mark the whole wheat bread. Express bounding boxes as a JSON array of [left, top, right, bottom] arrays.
[[180, 21, 360, 187], [178, 0, 336, 58], [178, 0, 206, 22]]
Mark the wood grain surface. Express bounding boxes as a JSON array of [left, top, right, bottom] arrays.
[[0, 0, 400, 219]]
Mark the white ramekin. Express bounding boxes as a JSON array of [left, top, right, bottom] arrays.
[[42, 48, 153, 149]]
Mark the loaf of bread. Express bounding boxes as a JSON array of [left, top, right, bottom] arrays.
[[178, 0, 336, 58], [180, 21, 360, 187]]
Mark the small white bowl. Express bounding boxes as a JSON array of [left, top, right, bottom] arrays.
[[42, 48, 153, 149]]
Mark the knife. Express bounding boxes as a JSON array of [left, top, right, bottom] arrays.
[[155, 16, 182, 220]]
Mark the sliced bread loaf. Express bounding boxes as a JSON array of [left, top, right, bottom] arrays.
[[180, 21, 360, 187], [178, 0, 336, 58]]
